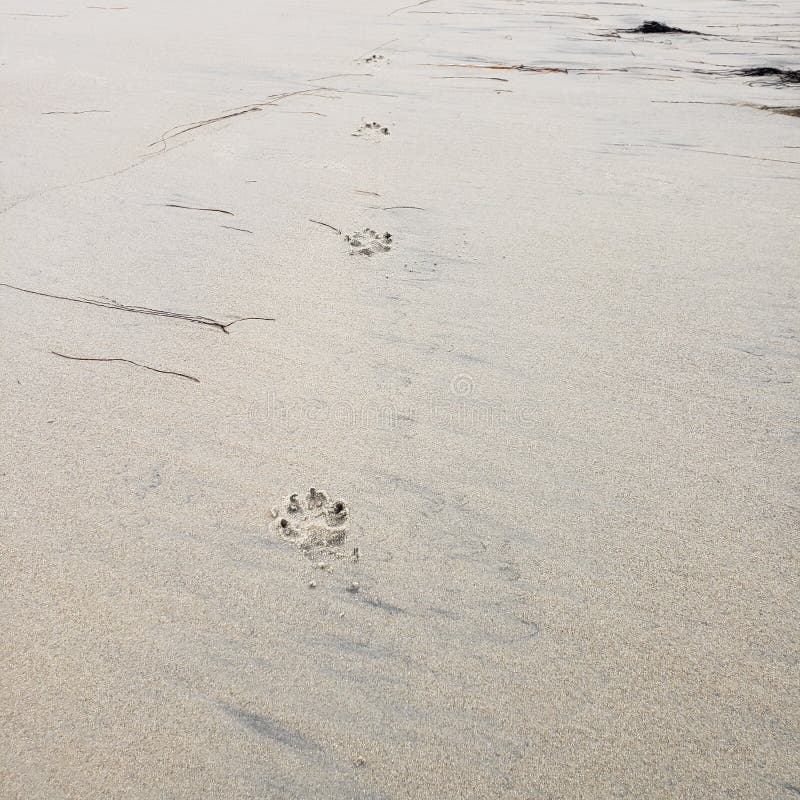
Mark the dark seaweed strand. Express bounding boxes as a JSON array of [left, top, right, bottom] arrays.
[[0, 282, 274, 333]]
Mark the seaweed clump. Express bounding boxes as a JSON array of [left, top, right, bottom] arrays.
[[621, 20, 703, 35], [737, 67, 800, 85], [764, 106, 800, 118]]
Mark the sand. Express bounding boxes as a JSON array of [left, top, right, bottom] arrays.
[[1, 0, 798, 797]]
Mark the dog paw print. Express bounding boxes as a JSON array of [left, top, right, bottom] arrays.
[[345, 228, 392, 256], [353, 120, 390, 138], [270, 488, 352, 558]]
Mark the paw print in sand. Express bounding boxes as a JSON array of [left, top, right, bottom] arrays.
[[270, 488, 351, 558], [345, 228, 392, 256], [353, 121, 390, 139], [360, 53, 387, 65]]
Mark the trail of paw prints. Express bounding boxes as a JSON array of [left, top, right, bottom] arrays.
[[270, 488, 357, 563], [345, 228, 392, 256], [353, 120, 390, 139]]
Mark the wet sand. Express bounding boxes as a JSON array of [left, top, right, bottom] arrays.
[[1, 0, 799, 797]]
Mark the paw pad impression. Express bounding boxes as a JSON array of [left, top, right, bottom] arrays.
[[270, 488, 351, 558], [344, 228, 392, 256]]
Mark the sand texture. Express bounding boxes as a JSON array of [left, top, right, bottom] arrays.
[[1, 0, 798, 797]]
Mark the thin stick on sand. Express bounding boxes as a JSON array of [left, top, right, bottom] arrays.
[[389, 0, 434, 16], [433, 76, 510, 82], [51, 352, 200, 383], [147, 107, 263, 150], [425, 63, 568, 73], [163, 203, 235, 216], [221, 225, 254, 234], [147, 88, 323, 151], [0, 282, 275, 333], [309, 219, 342, 235]]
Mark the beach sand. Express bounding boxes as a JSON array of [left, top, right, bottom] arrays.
[[1, 0, 798, 797]]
